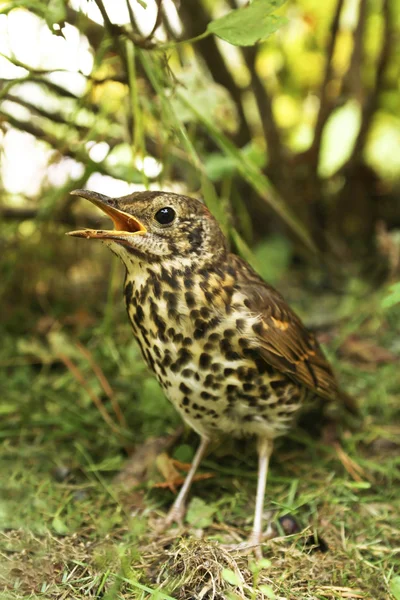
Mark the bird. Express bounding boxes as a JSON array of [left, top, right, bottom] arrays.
[[68, 189, 353, 555]]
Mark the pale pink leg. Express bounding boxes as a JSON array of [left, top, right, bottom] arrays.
[[164, 436, 209, 526], [247, 437, 274, 558]]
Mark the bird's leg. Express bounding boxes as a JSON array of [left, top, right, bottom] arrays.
[[247, 437, 274, 558], [164, 436, 209, 527]]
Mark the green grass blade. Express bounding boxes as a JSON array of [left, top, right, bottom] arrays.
[[177, 91, 317, 252]]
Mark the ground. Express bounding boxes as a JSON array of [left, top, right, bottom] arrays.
[[1, 280, 399, 600]]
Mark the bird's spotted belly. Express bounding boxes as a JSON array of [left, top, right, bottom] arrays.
[[129, 306, 304, 439], [124, 267, 308, 440], [161, 353, 305, 439]]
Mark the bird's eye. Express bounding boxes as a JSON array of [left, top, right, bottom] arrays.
[[154, 207, 176, 225]]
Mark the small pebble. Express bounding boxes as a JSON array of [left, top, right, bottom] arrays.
[[72, 490, 88, 502], [52, 466, 71, 482]]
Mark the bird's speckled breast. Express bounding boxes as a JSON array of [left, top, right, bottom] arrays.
[[123, 259, 305, 439]]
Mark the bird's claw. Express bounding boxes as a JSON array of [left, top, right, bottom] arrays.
[[223, 538, 264, 560], [152, 504, 186, 533]]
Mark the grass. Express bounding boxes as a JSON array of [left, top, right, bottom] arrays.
[[1, 280, 399, 600]]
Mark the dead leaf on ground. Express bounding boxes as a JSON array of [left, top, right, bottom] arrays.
[[154, 453, 215, 493], [339, 335, 397, 367], [113, 427, 183, 489]]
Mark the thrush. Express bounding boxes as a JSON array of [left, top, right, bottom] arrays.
[[68, 189, 353, 554]]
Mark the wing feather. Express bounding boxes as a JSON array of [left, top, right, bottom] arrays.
[[230, 254, 353, 407]]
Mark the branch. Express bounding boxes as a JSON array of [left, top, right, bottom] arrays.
[[145, 0, 164, 42], [0, 206, 102, 228], [346, 0, 392, 167], [0, 109, 113, 177], [92, 0, 121, 37], [241, 46, 284, 177], [3, 94, 123, 149], [310, 0, 345, 170], [0, 75, 79, 101], [342, 0, 368, 101], [178, 0, 252, 146]]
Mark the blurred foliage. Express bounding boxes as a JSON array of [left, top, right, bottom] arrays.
[[0, 0, 399, 373], [0, 0, 400, 302]]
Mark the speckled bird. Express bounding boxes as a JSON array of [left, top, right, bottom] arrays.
[[68, 189, 352, 555]]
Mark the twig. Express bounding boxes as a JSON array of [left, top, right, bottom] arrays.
[[1, 205, 106, 228], [125, 0, 137, 32], [0, 109, 113, 177], [75, 341, 127, 428], [241, 46, 284, 177], [4, 93, 122, 149], [145, 0, 164, 42], [310, 0, 345, 170], [345, 0, 392, 167], [58, 353, 121, 434], [93, 0, 121, 36], [0, 75, 78, 100], [178, 0, 251, 146], [342, 0, 368, 101]]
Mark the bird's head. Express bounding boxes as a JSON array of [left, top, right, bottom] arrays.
[[67, 189, 228, 267]]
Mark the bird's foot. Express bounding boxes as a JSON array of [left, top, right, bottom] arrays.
[[164, 503, 186, 528], [224, 523, 275, 559], [229, 539, 263, 560], [153, 503, 186, 533]]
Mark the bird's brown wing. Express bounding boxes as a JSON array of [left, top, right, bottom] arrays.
[[230, 254, 353, 407]]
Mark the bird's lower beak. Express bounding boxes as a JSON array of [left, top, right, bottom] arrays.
[[66, 189, 147, 240]]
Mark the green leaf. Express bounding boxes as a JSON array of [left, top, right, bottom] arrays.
[[250, 558, 272, 571], [177, 91, 317, 253], [172, 444, 194, 463], [45, 0, 66, 34], [221, 568, 242, 586], [390, 576, 400, 600], [230, 229, 262, 273], [52, 516, 69, 535], [259, 584, 276, 598], [319, 101, 362, 177], [381, 283, 400, 309], [201, 174, 230, 237], [207, 0, 287, 47], [186, 497, 216, 528], [253, 235, 292, 284]]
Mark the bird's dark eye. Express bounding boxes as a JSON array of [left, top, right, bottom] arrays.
[[154, 207, 176, 225]]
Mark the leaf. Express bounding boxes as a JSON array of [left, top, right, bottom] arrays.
[[201, 174, 230, 237], [249, 558, 272, 571], [221, 568, 242, 586], [52, 516, 69, 535], [340, 335, 397, 366], [381, 282, 400, 309], [155, 452, 182, 493], [207, 0, 287, 47], [253, 235, 292, 284], [390, 576, 400, 600], [319, 101, 362, 177], [171, 68, 236, 133], [177, 90, 317, 253], [230, 229, 262, 273], [259, 584, 276, 598], [172, 444, 194, 463], [186, 497, 216, 528], [45, 0, 66, 35]]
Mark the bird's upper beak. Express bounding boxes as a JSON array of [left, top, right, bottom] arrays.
[[66, 189, 147, 240]]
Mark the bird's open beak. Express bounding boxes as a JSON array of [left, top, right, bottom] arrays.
[[66, 189, 147, 240]]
